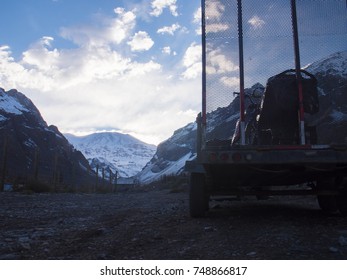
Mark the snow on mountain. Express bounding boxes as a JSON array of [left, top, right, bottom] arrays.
[[137, 121, 197, 184], [0, 88, 93, 189], [137, 51, 347, 184], [305, 51, 347, 78], [0, 92, 29, 115], [65, 132, 156, 178], [139, 152, 194, 184], [305, 51, 347, 143], [0, 88, 47, 127]]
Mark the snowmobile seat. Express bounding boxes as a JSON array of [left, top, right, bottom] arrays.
[[257, 69, 318, 144]]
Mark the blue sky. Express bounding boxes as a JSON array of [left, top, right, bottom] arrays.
[[0, 0, 346, 144], [1, 0, 202, 144]]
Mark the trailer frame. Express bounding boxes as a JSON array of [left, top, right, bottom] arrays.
[[186, 0, 347, 217]]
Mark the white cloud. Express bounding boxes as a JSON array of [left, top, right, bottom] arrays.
[[126, 60, 161, 76], [193, 7, 202, 35], [127, 31, 154, 52], [162, 46, 171, 55], [108, 8, 137, 43], [181, 43, 202, 80], [150, 0, 178, 17], [206, 23, 229, 33], [181, 62, 201, 80], [248, 15, 265, 29], [1, 36, 161, 91], [0, 44, 57, 91], [0, 41, 200, 144], [161, 46, 177, 56], [22, 37, 60, 71], [206, 0, 225, 21], [204, 1, 230, 34], [193, 7, 201, 24], [182, 43, 201, 68], [220, 76, 239, 88], [60, 8, 136, 47], [162, 47, 177, 56], [157, 23, 181, 35], [206, 48, 238, 75], [0, 6, 202, 145]]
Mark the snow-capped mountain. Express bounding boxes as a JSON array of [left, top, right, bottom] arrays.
[[137, 51, 347, 183], [0, 88, 93, 189], [306, 51, 347, 77], [65, 132, 156, 178], [305, 51, 347, 143], [137, 122, 197, 184]]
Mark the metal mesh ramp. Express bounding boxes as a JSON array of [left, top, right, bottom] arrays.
[[202, 0, 347, 143]]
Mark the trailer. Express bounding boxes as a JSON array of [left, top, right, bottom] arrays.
[[186, 0, 347, 217]]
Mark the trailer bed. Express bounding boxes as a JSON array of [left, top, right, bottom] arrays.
[[186, 144, 347, 217], [187, 144, 347, 187]]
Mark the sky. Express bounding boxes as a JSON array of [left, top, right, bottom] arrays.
[[0, 0, 346, 145], [0, 0, 202, 145], [202, 0, 346, 112]]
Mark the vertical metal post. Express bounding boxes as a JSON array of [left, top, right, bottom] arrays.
[[291, 0, 306, 145], [196, 113, 202, 161], [200, 0, 207, 149], [237, 0, 246, 145], [201, 0, 207, 127]]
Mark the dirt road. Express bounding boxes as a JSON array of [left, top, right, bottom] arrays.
[[1, 188, 347, 260]]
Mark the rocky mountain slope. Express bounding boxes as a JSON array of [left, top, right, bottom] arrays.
[[305, 51, 347, 143], [137, 122, 198, 184], [0, 88, 93, 190], [137, 51, 347, 184], [65, 132, 156, 178]]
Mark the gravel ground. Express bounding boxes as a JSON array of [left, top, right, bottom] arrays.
[[1, 188, 347, 260]]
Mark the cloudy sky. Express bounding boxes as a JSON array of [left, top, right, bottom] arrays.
[[0, 0, 202, 145], [0, 0, 346, 145]]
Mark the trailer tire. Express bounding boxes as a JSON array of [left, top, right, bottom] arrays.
[[189, 173, 208, 218], [316, 178, 338, 214]]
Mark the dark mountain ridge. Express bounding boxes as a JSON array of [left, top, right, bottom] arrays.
[[0, 88, 93, 191]]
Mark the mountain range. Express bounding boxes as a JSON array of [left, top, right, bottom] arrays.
[[65, 132, 156, 178], [1, 51, 346, 187], [0, 88, 93, 190]]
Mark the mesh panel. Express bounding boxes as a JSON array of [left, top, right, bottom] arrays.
[[203, 0, 347, 142], [204, 0, 238, 116]]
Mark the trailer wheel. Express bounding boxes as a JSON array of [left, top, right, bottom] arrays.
[[189, 173, 208, 218], [316, 178, 338, 214]]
